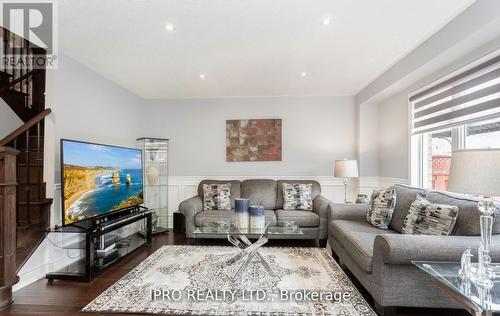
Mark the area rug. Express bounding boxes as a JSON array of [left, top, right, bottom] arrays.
[[83, 245, 375, 315]]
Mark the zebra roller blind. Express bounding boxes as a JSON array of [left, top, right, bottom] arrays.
[[410, 55, 500, 134]]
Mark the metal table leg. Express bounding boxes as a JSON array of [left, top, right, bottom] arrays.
[[225, 230, 276, 280]]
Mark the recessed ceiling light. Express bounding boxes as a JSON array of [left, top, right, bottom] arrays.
[[199, 73, 206, 79], [321, 18, 333, 26], [300, 72, 307, 77], [165, 23, 175, 31]]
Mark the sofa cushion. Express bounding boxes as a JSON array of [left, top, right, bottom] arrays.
[[282, 183, 313, 210], [275, 209, 319, 227], [241, 179, 277, 209], [402, 195, 459, 236], [276, 180, 321, 209], [390, 184, 428, 233], [366, 187, 396, 229], [330, 220, 398, 273], [198, 180, 241, 208], [195, 209, 276, 227], [425, 191, 500, 236], [202, 183, 232, 211]]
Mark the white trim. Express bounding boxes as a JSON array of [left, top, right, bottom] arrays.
[[16, 175, 409, 292]]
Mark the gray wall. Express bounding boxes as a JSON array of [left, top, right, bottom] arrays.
[[372, 36, 500, 180], [47, 53, 142, 149], [377, 91, 409, 179], [16, 52, 146, 291], [141, 96, 355, 176], [44, 52, 144, 223], [0, 99, 23, 139], [356, 102, 379, 177], [355, 0, 500, 181]]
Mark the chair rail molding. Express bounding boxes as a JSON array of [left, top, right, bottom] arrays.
[[53, 175, 409, 221]]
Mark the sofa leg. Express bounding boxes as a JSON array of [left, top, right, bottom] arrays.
[[374, 302, 397, 316]]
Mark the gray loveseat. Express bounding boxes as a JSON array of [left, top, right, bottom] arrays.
[[179, 179, 332, 243], [328, 184, 500, 315]]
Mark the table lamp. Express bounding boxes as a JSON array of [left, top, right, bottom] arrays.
[[448, 149, 500, 287], [334, 159, 359, 203], [448, 149, 500, 197]]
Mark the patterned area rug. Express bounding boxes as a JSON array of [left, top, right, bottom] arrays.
[[83, 246, 375, 315]]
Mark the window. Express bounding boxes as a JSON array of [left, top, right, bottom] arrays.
[[430, 130, 452, 190], [466, 117, 500, 149], [410, 53, 500, 190], [413, 119, 500, 190]]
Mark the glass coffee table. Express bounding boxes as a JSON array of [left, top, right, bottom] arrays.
[[192, 221, 303, 281], [413, 261, 500, 316]]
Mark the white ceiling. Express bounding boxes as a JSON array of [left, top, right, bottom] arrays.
[[59, 0, 475, 99]]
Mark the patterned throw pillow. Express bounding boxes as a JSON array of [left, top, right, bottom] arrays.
[[282, 183, 313, 210], [366, 188, 396, 229], [203, 183, 231, 211], [402, 195, 459, 236]]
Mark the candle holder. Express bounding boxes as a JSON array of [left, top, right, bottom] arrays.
[[235, 198, 250, 230], [471, 197, 497, 287], [249, 205, 265, 230]]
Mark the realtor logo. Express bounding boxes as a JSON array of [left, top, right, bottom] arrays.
[[1, 0, 58, 68]]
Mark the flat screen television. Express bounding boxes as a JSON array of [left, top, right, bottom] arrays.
[[61, 139, 144, 226]]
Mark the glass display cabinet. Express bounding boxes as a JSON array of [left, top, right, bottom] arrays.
[[137, 137, 170, 234]]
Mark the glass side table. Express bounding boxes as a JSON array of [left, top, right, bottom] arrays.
[[413, 261, 500, 316]]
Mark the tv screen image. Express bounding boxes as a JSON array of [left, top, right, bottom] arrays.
[[61, 139, 143, 225]]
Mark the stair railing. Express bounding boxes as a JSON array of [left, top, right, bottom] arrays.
[[0, 108, 51, 226], [0, 109, 51, 147], [1, 26, 46, 120]]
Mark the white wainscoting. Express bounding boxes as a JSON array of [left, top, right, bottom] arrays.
[[167, 176, 408, 226], [15, 175, 408, 292], [52, 176, 409, 228], [168, 176, 345, 215]]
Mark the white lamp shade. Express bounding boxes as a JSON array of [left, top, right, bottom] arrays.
[[448, 149, 500, 196], [334, 159, 359, 178]]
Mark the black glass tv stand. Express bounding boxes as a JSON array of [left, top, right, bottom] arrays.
[[45, 206, 152, 282]]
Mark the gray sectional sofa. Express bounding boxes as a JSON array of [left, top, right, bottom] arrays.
[[328, 184, 500, 315], [179, 179, 332, 243]]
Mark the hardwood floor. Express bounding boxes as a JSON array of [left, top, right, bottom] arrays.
[[3, 232, 468, 316]]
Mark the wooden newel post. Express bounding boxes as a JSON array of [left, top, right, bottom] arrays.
[[0, 147, 19, 309]]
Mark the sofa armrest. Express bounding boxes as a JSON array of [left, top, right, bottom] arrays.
[[179, 195, 203, 238], [328, 203, 368, 223], [313, 195, 333, 240], [179, 195, 203, 217], [373, 234, 500, 265]]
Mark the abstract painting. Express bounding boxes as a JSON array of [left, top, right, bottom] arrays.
[[226, 119, 282, 162]]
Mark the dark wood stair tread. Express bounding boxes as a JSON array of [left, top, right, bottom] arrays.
[[16, 162, 44, 167], [19, 181, 46, 185], [18, 199, 53, 206], [0, 71, 14, 77], [1, 89, 29, 97], [17, 223, 41, 229]]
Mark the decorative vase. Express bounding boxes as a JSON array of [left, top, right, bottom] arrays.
[[146, 166, 159, 185], [249, 205, 265, 230], [235, 198, 250, 230]]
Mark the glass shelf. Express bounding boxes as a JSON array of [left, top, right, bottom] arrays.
[[137, 137, 170, 234]]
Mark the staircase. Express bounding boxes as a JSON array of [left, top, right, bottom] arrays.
[[0, 26, 53, 289]]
